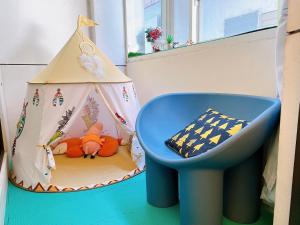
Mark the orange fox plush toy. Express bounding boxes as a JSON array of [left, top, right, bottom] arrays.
[[53, 137, 83, 158], [82, 122, 105, 159], [98, 135, 119, 157]]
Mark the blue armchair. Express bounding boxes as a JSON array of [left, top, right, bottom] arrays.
[[136, 93, 280, 225]]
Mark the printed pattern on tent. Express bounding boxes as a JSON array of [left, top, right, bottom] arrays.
[[32, 89, 40, 106], [9, 167, 144, 193], [100, 83, 145, 169], [12, 83, 145, 192], [52, 88, 64, 106], [12, 101, 29, 156]]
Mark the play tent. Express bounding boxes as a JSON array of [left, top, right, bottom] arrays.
[[10, 16, 145, 192]]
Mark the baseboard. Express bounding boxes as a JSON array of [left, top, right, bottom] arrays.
[[0, 152, 8, 225]]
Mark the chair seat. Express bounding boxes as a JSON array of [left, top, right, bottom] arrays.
[[136, 93, 280, 169]]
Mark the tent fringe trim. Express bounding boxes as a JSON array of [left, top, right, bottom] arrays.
[[9, 167, 145, 193]]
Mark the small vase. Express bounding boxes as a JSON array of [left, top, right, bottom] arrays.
[[151, 40, 161, 52]]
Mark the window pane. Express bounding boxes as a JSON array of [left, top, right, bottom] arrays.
[[126, 0, 162, 55], [173, 1, 190, 46], [144, 0, 162, 53], [199, 0, 278, 42]]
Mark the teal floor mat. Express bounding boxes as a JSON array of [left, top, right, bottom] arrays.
[[5, 173, 273, 225]]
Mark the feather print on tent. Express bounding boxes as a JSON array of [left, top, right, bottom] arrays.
[[81, 96, 99, 129], [12, 102, 28, 156], [47, 107, 75, 145], [52, 88, 64, 106], [122, 86, 129, 102], [32, 89, 40, 106]]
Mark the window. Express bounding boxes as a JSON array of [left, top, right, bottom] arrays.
[[126, 0, 162, 55], [125, 0, 278, 57], [173, 1, 190, 46], [144, 0, 162, 53], [199, 0, 278, 42]]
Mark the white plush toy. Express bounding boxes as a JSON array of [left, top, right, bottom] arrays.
[[52, 142, 68, 155]]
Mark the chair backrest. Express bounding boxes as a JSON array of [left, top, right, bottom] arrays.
[[137, 93, 278, 143]]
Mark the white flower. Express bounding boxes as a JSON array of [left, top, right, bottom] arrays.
[[79, 53, 104, 77]]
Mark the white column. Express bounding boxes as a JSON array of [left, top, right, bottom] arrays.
[[274, 0, 300, 224], [93, 0, 127, 67]]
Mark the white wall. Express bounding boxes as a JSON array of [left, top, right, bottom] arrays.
[[127, 28, 277, 105], [0, 153, 8, 225], [0, 0, 92, 64]]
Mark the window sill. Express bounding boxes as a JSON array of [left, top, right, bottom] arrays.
[[127, 27, 277, 64]]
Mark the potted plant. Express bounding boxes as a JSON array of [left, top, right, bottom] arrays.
[[166, 35, 174, 49]]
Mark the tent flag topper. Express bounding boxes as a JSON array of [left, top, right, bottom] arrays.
[[77, 16, 104, 78], [10, 15, 145, 193], [77, 15, 98, 28]]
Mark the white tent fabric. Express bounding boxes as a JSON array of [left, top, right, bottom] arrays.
[[10, 16, 145, 192], [12, 82, 144, 191], [100, 83, 145, 168], [12, 85, 45, 188]]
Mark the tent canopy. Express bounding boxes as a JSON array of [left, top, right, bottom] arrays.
[[30, 16, 131, 84]]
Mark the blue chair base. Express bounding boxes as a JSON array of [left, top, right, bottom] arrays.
[[179, 168, 223, 225], [146, 149, 263, 225], [224, 149, 263, 223], [146, 156, 178, 207]]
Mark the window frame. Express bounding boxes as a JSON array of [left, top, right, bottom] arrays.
[[124, 0, 278, 60]]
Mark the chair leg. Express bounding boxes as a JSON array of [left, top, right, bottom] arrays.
[[145, 155, 178, 207], [179, 169, 223, 225], [224, 149, 263, 223]]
